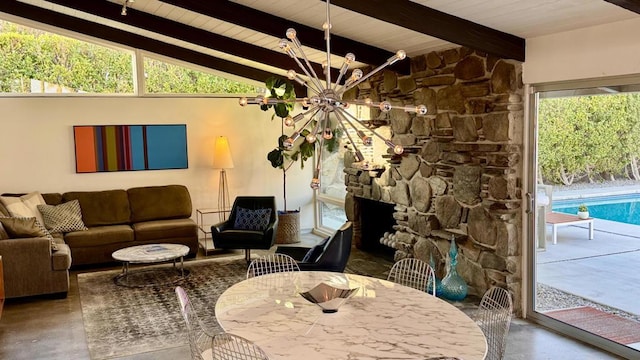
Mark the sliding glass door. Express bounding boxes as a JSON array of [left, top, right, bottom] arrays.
[[527, 77, 640, 359]]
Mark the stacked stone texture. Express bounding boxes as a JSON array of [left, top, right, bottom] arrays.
[[343, 47, 524, 315]]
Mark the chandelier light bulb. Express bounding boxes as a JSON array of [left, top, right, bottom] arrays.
[[379, 101, 392, 112], [283, 137, 295, 150], [310, 178, 321, 190], [364, 98, 373, 105], [357, 130, 372, 146], [306, 133, 317, 143], [416, 105, 427, 115], [286, 28, 297, 40], [345, 53, 356, 64], [287, 70, 297, 80], [284, 116, 295, 127], [396, 50, 407, 60], [238, 97, 248, 106], [323, 128, 333, 140], [302, 97, 310, 108], [394, 145, 404, 155], [352, 68, 363, 80], [322, 22, 331, 30]]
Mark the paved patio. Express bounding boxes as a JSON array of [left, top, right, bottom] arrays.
[[536, 186, 640, 351]]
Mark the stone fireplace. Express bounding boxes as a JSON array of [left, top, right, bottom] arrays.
[[343, 46, 523, 313]]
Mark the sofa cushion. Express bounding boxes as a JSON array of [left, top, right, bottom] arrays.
[[64, 225, 134, 248], [234, 207, 272, 231], [63, 190, 131, 227], [42, 193, 63, 206], [132, 218, 197, 242], [38, 200, 88, 233], [127, 185, 192, 223]]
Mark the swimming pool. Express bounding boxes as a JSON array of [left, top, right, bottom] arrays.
[[553, 193, 640, 225]]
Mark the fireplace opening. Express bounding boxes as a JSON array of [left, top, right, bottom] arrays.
[[358, 197, 396, 260]]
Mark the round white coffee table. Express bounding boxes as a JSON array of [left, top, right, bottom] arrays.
[[112, 244, 190, 287]]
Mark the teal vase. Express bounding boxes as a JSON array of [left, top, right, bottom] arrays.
[[440, 240, 468, 301]]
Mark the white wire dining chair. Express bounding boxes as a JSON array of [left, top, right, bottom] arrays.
[[387, 258, 437, 295], [246, 253, 300, 279], [175, 286, 215, 360], [475, 286, 513, 360], [212, 332, 270, 360]]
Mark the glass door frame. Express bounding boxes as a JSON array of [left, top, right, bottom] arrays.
[[525, 75, 640, 360]]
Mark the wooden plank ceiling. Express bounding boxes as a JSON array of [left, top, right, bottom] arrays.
[[0, 0, 638, 87]]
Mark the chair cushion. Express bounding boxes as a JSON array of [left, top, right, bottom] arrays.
[[301, 237, 330, 262], [233, 207, 272, 231], [302, 245, 324, 262], [214, 229, 272, 249], [64, 224, 134, 248]]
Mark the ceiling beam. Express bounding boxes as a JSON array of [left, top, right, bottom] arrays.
[[0, 1, 305, 94], [604, 0, 640, 14], [158, 0, 411, 75], [326, 0, 525, 62], [43, 0, 340, 82]]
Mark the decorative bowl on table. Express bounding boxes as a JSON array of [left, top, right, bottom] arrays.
[[299, 282, 359, 313]]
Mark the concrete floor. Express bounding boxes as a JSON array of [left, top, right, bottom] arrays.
[[0, 245, 626, 360]]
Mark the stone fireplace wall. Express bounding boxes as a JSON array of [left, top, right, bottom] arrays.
[[343, 47, 524, 313]]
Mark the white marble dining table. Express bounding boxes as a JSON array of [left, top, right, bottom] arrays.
[[215, 271, 487, 360]]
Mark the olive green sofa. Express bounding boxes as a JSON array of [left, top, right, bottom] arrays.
[[0, 184, 198, 298]]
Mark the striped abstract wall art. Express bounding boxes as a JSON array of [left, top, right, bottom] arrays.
[[73, 125, 188, 173]]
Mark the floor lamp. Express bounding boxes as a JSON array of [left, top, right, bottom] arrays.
[[213, 136, 234, 221]]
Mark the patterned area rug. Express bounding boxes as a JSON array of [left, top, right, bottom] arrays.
[[78, 257, 248, 359], [545, 306, 640, 344]]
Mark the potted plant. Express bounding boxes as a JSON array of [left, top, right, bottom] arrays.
[[261, 77, 312, 244], [577, 204, 589, 219]]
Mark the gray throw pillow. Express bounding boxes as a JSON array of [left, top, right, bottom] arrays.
[[233, 207, 272, 231]]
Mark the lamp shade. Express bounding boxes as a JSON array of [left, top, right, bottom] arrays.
[[212, 136, 234, 169]]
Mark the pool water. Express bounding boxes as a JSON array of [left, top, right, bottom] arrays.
[[553, 194, 640, 225]]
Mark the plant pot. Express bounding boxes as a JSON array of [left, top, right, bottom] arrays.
[[577, 211, 589, 219], [275, 210, 300, 244]]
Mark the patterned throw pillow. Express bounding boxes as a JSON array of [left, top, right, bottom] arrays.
[[0, 216, 57, 250], [233, 207, 272, 231], [38, 200, 88, 233]]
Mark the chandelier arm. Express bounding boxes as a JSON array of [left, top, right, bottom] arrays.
[[334, 110, 365, 162], [338, 51, 405, 95], [324, 0, 332, 88], [288, 72, 322, 95], [314, 130, 326, 175], [338, 107, 394, 143], [290, 54, 325, 93], [293, 106, 322, 125]]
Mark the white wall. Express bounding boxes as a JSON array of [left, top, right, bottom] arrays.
[[524, 17, 640, 84], [0, 97, 315, 228]]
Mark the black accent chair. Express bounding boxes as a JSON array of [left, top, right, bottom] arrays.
[[276, 221, 352, 272], [211, 196, 278, 262]]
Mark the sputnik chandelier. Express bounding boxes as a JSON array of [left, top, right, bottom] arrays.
[[239, 0, 426, 189]]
